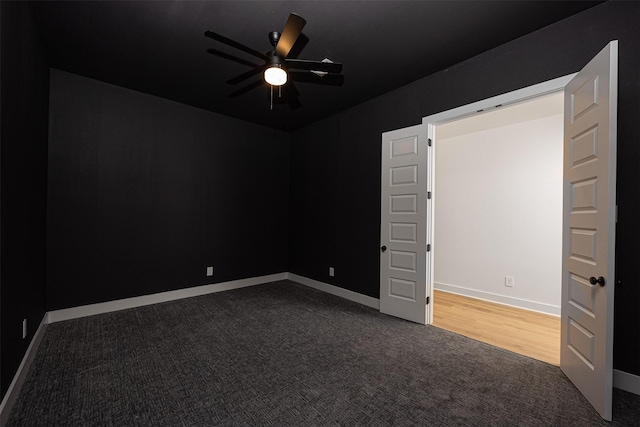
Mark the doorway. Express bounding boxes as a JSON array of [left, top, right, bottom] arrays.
[[431, 92, 564, 365], [382, 42, 619, 419]]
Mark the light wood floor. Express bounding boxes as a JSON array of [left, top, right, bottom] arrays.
[[432, 290, 560, 365]]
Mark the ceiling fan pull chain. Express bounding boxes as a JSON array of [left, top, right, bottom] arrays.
[[270, 85, 273, 110]]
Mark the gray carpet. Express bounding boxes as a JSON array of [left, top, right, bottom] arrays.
[[7, 280, 640, 426]]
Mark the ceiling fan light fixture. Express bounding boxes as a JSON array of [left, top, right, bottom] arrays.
[[264, 65, 287, 86]]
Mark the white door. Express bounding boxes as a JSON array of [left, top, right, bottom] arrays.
[[380, 125, 430, 324], [561, 41, 617, 421]]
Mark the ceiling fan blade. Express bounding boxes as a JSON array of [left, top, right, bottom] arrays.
[[229, 80, 264, 98], [227, 66, 266, 85], [286, 81, 302, 110], [206, 48, 261, 69], [205, 30, 269, 61], [290, 71, 345, 86], [275, 13, 306, 58], [284, 58, 342, 74], [288, 97, 302, 110], [270, 82, 301, 110]]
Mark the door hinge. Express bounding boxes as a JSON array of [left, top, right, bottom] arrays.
[[426, 296, 430, 305], [428, 138, 432, 147], [427, 191, 432, 199], [427, 244, 431, 252]]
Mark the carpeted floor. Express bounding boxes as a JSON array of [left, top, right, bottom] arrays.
[[7, 280, 640, 426]]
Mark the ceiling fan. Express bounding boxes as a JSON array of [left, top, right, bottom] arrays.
[[205, 13, 343, 109]]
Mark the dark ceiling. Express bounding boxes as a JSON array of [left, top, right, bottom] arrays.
[[31, 1, 605, 131]]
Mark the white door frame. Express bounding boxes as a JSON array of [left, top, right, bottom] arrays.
[[421, 74, 575, 324]]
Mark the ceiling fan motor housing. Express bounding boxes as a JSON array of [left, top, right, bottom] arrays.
[[267, 55, 283, 67]]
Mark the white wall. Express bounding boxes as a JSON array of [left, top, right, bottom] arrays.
[[434, 93, 563, 315]]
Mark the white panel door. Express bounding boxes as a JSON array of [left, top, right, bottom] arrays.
[[380, 125, 429, 324], [561, 41, 617, 421]]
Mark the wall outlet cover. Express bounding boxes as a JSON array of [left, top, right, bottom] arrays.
[[206, 266, 214, 276]]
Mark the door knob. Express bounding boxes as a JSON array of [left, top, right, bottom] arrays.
[[589, 276, 606, 286], [381, 246, 387, 252]]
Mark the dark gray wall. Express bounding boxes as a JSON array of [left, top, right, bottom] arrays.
[[46, 70, 290, 310], [0, 2, 49, 397], [289, 1, 640, 376], [2, 0, 638, 401]]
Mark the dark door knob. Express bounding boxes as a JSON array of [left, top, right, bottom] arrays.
[[381, 246, 387, 252], [589, 276, 606, 286]]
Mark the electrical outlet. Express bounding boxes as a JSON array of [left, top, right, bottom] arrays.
[[505, 276, 514, 287], [22, 319, 27, 339], [206, 266, 214, 277], [329, 267, 335, 277]]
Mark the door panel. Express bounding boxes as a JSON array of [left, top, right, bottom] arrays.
[[380, 125, 429, 324], [561, 41, 617, 421]]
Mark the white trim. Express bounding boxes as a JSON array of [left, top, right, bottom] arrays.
[[614, 369, 640, 396], [288, 273, 380, 310], [41, 272, 382, 324], [422, 74, 576, 126], [435, 282, 560, 316], [0, 314, 48, 425], [46, 273, 287, 323]]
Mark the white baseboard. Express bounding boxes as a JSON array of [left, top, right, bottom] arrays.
[[45, 272, 381, 324], [287, 273, 380, 309], [614, 369, 640, 396], [435, 281, 560, 316], [0, 314, 48, 425], [47, 273, 288, 323]]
